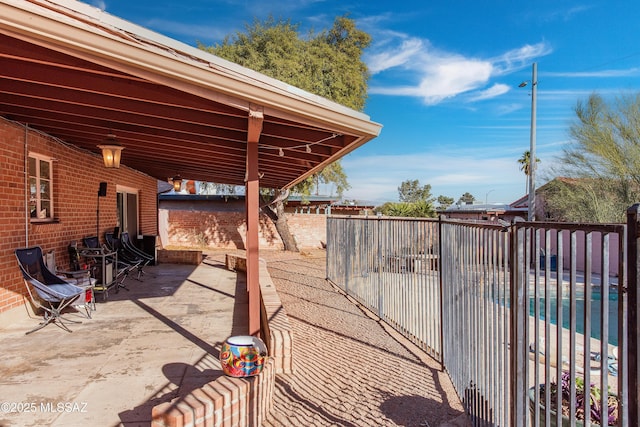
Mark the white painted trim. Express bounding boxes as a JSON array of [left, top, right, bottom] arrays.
[[115, 184, 139, 195]]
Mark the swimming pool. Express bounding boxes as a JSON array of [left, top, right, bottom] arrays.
[[529, 286, 619, 346]]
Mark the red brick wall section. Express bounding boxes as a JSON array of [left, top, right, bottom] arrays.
[[156, 249, 202, 265], [165, 209, 327, 250], [0, 118, 158, 315], [151, 357, 275, 427], [286, 214, 327, 250]]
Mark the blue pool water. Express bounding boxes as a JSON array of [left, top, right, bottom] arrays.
[[529, 286, 619, 346]]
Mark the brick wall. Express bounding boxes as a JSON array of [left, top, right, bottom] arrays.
[[156, 249, 203, 265], [152, 357, 276, 427], [0, 117, 158, 315], [161, 201, 327, 250]]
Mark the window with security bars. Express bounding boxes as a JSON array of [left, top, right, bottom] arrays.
[[28, 153, 54, 221]]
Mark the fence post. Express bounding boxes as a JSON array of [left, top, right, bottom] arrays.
[[509, 224, 528, 426], [627, 204, 640, 423], [377, 217, 383, 318], [437, 215, 444, 363]]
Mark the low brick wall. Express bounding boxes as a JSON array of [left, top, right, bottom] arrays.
[[156, 249, 203, 265], [151, 254, 293, 427], [258, 260, 294, 374], [224, 254, 246, 272], [151, 358, 275, 427]]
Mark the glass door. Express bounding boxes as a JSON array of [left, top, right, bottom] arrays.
[[116, 189, 139, 238]]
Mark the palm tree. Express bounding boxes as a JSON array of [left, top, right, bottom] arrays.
[[518, 150, 540, 193]]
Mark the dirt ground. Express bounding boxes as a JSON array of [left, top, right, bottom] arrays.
[[256, 249, 470, 427]]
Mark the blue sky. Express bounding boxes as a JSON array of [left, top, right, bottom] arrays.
[[89, 0, 640, 205]]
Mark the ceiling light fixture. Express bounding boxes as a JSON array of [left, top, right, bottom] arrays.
[[172, 175, 182, 192], [97, 134, 124, 168]]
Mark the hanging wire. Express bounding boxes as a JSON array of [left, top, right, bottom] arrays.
[[262, 133, 341, 156]]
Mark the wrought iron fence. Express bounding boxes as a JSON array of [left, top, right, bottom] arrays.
[[326, 216, 441, 360], [326, 215, 631, 426], [440, 219, 511, 425]]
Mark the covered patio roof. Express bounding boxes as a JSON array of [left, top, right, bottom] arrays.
[[0, 0, 381, 189]]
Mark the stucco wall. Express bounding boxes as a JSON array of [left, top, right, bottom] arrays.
[[0, 117, 158, 315]]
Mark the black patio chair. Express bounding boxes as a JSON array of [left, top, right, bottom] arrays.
[[15, 246, 86, 334], [105, 231, 144, 281], [121, 232, 154, 268]]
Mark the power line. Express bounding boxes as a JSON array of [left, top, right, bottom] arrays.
[[575, 50, 640, 73]]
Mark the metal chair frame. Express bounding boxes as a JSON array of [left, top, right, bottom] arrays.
[[105, 232, 145, 281], [81, 236, 132, 296], [15, 246, 86, 334]]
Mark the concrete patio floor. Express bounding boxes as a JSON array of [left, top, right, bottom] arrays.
[[0, 255, 247, 427]]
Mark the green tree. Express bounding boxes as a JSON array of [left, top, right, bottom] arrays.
[[314, 161, 350, 197], [544, 92, 640, 222], [457, 192, 476, 205], [376, 202, 413, 217], [518, 150, 540, 193], [437, 195, 454, 209], [203, 16, 370, 250], [201, 15, 369, 111], [375, 200, 436, 218], [539, 178, 621, 223], [408, 200, 436, 217], [398, 179, 434, 203], [375, 180, 436, 218]]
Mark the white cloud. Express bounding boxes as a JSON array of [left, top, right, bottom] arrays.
[[366, 32, 552, 105], [369, 52, 494, 105], [367, 36, 425, 74], [416, 59, 494, 104], [496, 103, 524, 115], [541, 5, 593, 22], [545, 68, 640, 78], [467, 84, 511, 102], [491, 43, 553, 75]]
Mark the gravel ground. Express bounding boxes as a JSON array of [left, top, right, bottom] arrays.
[[256, 249, 470, 427]]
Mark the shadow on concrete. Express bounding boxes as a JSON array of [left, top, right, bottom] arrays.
[[131, 299, 220, 356], [99, 263, 199, 303], [117, 259, 248, 426]]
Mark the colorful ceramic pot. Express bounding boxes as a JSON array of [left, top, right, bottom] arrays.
[[220, 335, 267, 377]]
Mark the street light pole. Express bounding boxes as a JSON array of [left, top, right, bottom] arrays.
[[527, 63, 537, 221], [485, 189, 494, 205]]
